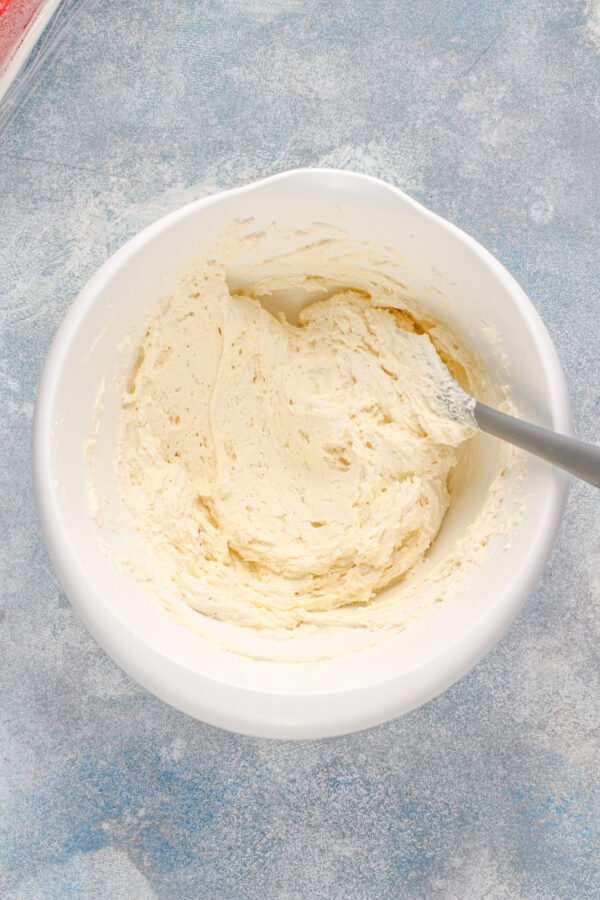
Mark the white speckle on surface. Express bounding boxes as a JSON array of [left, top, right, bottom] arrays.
[[317, 142, 425, 192], [584, 0, 600, 46], [5, 848, 158, 900], [159, 738, 187, 764], [529, 198, 555, 224]]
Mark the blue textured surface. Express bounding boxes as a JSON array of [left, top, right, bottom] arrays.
[[1, 1, 599, 897]]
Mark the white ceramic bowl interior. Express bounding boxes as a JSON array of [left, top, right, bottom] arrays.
[[33, 169, 570, 738]]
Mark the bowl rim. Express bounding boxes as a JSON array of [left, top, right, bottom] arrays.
[[33, 168, 571, 738]]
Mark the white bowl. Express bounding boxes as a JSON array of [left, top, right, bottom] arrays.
[[33, 169, 570, 739]]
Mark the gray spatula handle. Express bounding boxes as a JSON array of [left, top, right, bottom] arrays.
[[474, 402, 600, 488]]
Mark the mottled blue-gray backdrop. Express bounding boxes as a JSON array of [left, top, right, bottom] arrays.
[[1, 0, 599, 897]]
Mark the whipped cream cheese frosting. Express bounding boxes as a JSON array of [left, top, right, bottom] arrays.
[[88, 227, 522, 659]]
